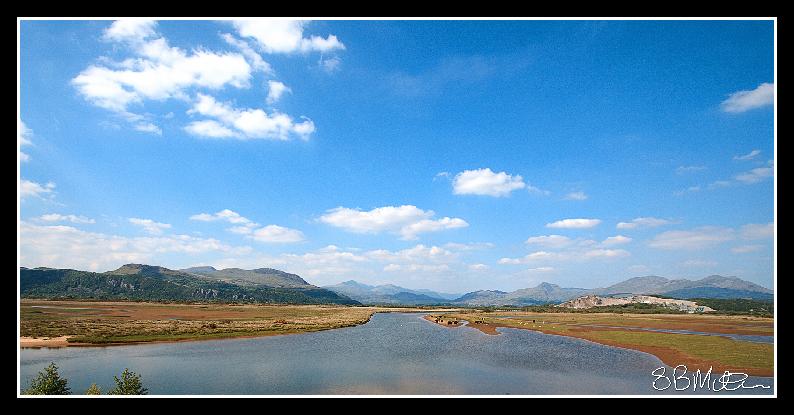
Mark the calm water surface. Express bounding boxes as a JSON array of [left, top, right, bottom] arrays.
[[20, 313, 773, 395]]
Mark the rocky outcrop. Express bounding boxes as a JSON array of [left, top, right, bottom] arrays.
[[557, 294, 714, 313]]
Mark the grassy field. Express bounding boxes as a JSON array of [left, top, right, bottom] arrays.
[[19, 299, 433, 345], [443, 310, 774, 377]]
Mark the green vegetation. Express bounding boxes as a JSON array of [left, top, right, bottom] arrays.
[[22, 364, 147, 395], [476, 303, 688, 314], [20, 267, 358, 305], [23, 362, 70, 395], [108, 368, 148, 395], [687, 298, 774, 317]]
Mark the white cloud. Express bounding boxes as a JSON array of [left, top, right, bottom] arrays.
[[319, 56, 341, 73], [220, 33, 272, 73], [20, 221, 250, 272], [233, 20, 345, 54], [250, 225, 305, 243], [740, 223, 773, 240], [452, 168, 525, 197], [721, 82, 774, 113], [134, 122, 162, 135], [468, 263, 489, 271], [526, 184, 551, 196], [583, 249, 630, 259], [19, 119, 33, 162], [38, 214, 95, 224], [734, 149, 761, 161], [675, 165, 707, 175], [499, 247, 628, 264], [20, 180, 56, 200], [731, 244, 764, 254], [546, 218, 601, 229], [19, 119, 33, 145], [564, 191, 588, 201], [129, 217, 172, 235], [319, 205, 468, 240], [73, 21, 255, 134], [681, 259, 718, 267], [628, 264, 650, 274], [266, 80, 292, 104], [102, 20, 157, 43], [526, 266, 555, 273], [601, 235, 632, 246], [616, 217, 673, 230], [734, 166, 773, 184], [648, 226, 734, 250], [524, 235, 572, 249], [186, 93, 314, 140], [190, 209, 254, 225], [184, 120, 238, 138]]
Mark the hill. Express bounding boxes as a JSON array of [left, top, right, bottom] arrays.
[[20, 264, 359, 305]]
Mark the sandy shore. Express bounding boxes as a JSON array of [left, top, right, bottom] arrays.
[[20, 336, 80, 348]]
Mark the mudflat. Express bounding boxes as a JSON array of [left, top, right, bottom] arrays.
[[446, 311, 774, 377], [19, 299, 450, 346]]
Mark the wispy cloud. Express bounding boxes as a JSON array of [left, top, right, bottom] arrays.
[[720, 82, 774, 113], [546, 218, 601, 229], [734, 149, 761, 161]]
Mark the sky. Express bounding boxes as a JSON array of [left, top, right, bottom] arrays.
[[18, 19, 775, 293]]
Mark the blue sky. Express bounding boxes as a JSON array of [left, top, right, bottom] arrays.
[[18, 19, 775, 292]]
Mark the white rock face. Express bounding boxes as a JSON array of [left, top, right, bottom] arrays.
[[557, 295, 714, 313]]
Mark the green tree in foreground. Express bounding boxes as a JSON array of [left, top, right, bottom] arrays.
[[23, 362, 71, 395], [108, 368, 148, 395], [85, 383, 102, 395]]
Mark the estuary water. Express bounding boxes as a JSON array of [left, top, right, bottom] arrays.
[[19, 312, 773, 395]]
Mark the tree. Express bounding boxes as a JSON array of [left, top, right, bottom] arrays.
[[108, 368, 148, 395], [85, 383, 102, 395], [23, 362, 71, 395]]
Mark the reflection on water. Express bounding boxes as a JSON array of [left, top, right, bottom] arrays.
[[20, 313, 773, 395]]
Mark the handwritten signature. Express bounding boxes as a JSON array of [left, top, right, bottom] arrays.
[[651, 365, 771, 392]]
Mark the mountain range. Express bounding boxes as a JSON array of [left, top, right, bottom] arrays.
[[20, 263, 772, 306], [20, 264, 359, 305], [324, 275, 773, 306]]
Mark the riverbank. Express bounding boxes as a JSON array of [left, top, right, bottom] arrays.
[[445, 311, 773, 377], [20, 299, 462, 348]]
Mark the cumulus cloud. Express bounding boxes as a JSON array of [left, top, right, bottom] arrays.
[[266, 80, 291, 104], [129, 217, 172, 235], [233, 20, 345, 54], [546, 218, 601, 229], [721, 82, 774, 113], [601, 235, 632, 246], [734, 149, 761, 161], [648, 226, 735, 250], [20, 221, 250, 272], [564, 191, 588, 200], [73, 20, 256, 135], [468, 263, 489, 271], [319, 205, 468, 240], [524, 235, 573, 249], [21, 179, 56, 200], [616, 217, 673, 230], [38, 214, 95, 224], [220, 32, 272, 73], [452, 168, 526, 197], [186, 93, 315, 140], [250, 225, 305, 243]]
